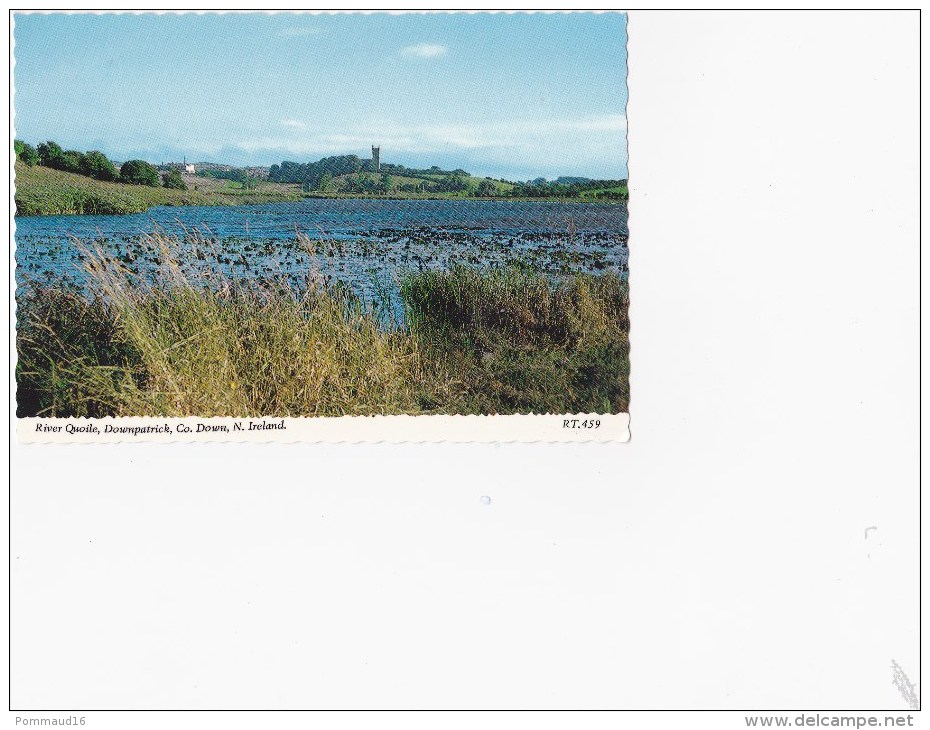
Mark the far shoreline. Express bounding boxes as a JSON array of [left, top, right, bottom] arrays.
[[14, 160, 628, 218], [15, 193, 628, 218]]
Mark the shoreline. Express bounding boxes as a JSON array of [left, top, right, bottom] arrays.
[[15, 193, 627, 218], [301, 192, 625, 204], [15, 161, 627, 218]]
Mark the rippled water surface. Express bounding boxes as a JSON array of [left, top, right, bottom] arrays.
[[16, 199, 629, 313]]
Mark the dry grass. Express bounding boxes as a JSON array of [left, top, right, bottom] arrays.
[[16, 232, 630, 417]]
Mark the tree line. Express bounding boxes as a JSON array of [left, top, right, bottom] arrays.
[[197, 168, 260, 189], [267, 153, 627, 200], [510, 179, 629, 200], [14, 140, 187, 190], [269, 155, 474, 190], [268, 155, 368, 188], [267, 155, 492, 196]]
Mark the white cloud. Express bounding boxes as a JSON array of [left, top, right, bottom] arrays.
[[400, 43, 447, 59], [281, 119, 306, 130]]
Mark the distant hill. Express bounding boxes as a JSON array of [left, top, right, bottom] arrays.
[[263, 154, 626, 200], [62, 149, 625, 201], [265, 155, 514, 196], [15, 137, 627, 208]]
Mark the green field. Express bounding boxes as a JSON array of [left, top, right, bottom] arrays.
[[14, 162, 302, 216]]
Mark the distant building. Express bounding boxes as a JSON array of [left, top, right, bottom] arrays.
[[185, 163, 196, 174], [371, 145, 380, 171]]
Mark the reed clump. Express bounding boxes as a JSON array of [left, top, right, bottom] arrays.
[[402, 265, 629, 414], [16, 232, 629, 417]]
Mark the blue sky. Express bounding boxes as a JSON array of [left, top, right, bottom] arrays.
[[13, 12, 628, 181]]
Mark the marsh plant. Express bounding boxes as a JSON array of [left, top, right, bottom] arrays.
[[16, 231, 630, 417]]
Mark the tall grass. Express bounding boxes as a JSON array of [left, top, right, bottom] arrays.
[[403, 265, 629, 414], [16, 232, 629, 417]]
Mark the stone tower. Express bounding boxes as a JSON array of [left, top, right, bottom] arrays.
[[371, 145, 381, 172]]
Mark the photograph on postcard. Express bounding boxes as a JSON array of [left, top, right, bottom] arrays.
[[12, 12, 630, 441]]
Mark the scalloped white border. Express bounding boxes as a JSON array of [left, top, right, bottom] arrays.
[[17, 413, 630, 443]]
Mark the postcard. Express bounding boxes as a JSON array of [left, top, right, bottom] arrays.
[[12, 11, 630, 442]]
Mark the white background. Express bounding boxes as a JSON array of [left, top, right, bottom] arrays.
[[4, 7, 922, 727]]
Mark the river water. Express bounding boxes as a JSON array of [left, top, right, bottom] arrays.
[[15, 199, 628, 317]]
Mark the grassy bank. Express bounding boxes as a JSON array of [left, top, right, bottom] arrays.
[[14, 162, 302, 216], [16, 234, 629, 417]]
